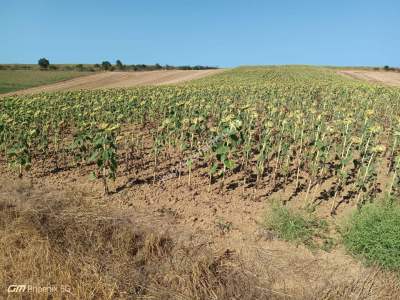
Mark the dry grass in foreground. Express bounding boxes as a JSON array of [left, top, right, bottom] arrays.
[[1, 179, 400, 299], [0, 179, 270, 299]]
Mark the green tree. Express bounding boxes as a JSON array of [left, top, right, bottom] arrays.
[[101, 61, 112, 71], [115, 59, 124, 70], [38, 58, 50, 69]]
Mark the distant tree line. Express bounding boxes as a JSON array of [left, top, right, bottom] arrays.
[[0, 58, 218, 72], [369, 66, 399, 72], [382, 65, 398, 71], [98, 60, 218, 71]]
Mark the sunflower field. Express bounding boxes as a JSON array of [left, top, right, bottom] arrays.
[[1, 66, 400, 214]]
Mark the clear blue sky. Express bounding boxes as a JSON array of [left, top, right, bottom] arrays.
[[1, 0, 398, 67]]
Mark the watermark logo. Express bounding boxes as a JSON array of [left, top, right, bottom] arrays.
[[7, 285, 27, 293], [7, 284, 71, 294]]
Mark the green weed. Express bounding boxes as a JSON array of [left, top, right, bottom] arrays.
[[264, 203, 330, 249], [341, 199, 400, 271]]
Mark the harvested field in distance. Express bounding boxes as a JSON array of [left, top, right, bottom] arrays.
[[0, 70, 91, 94], [1, 69, 224, 96], [339, 70, 400, 87]]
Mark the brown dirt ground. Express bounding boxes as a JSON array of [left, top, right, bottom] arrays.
[[2, 125, 399, 298], [338, 70, 400, 87], [3, 178, 399, 299], [1, 69, 223, 96]]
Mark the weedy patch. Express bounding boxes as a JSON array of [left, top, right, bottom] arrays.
[[264, 202, 333, 250], [341, 198, 400, 271]]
